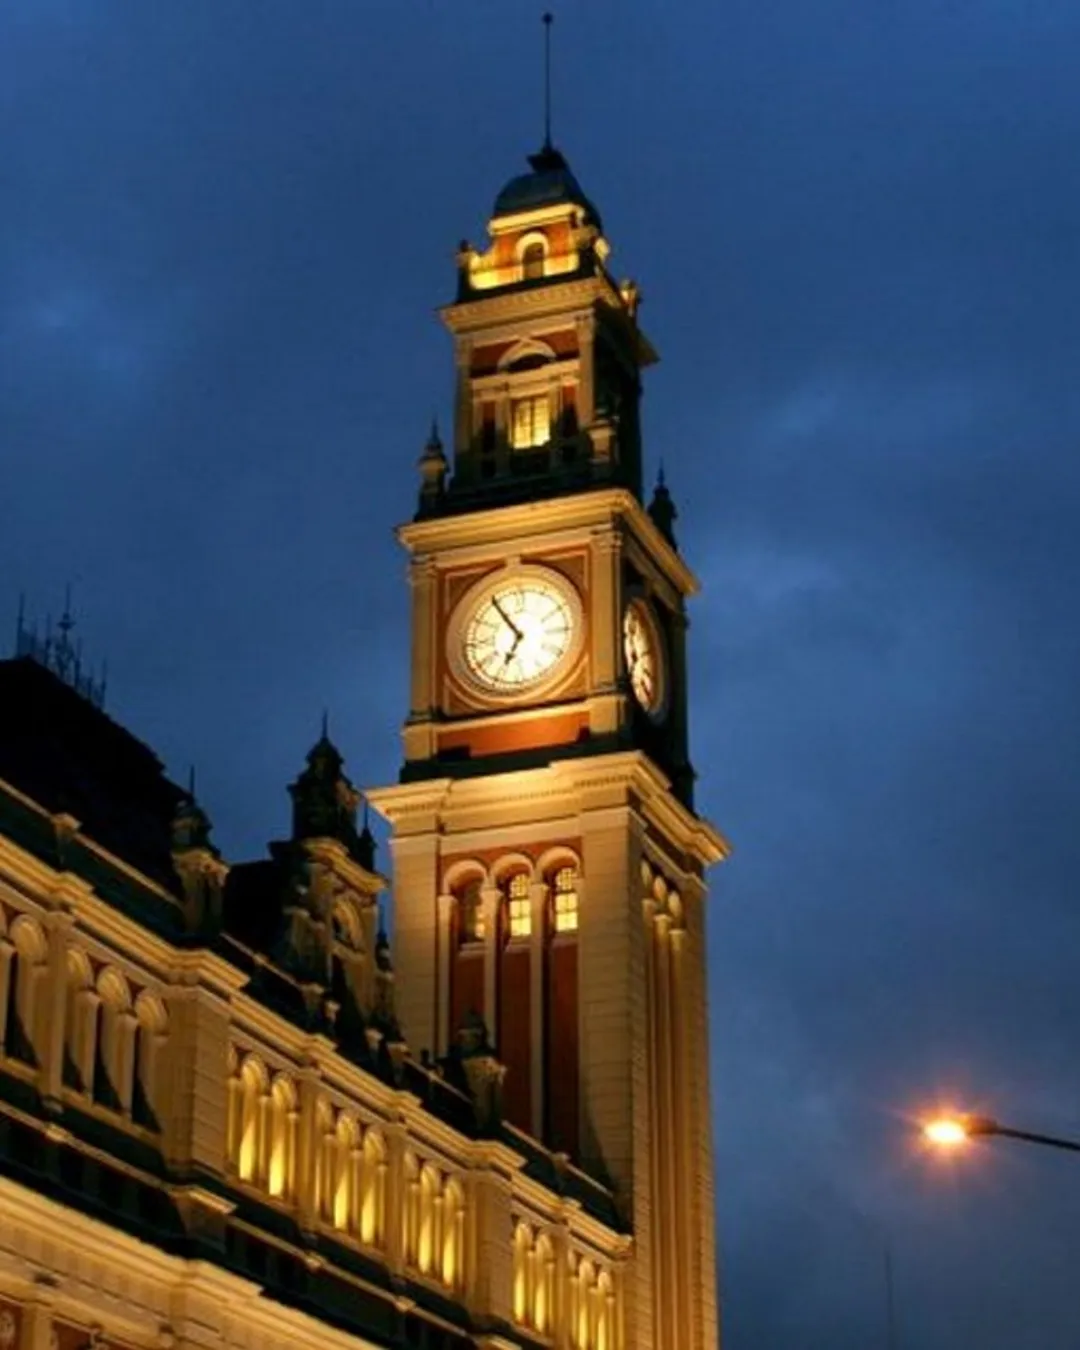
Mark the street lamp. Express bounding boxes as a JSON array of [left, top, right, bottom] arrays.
[[923, 1113, 1080, 1155]]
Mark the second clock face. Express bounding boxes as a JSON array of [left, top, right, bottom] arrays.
[[459, 569, 580, 696], [624, 599, 666, 719]]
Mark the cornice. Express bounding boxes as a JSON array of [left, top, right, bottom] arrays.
[[398, 487, 699, 598], [368, 752, 729, 868], [440, 275, 621, 331]]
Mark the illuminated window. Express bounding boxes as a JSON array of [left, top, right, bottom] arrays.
[[511, 394, 550, 449], [553, 867, 579, 933], [507, 873, 531, 939], [522, 240, 546, 279], [460, 880, 485, 943]]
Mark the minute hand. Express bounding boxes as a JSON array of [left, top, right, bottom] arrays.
[[492, 595, 523, 640]]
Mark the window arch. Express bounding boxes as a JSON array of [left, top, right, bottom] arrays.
[[267, 1074, 298, 1199], [314, 1096, 337, 1224], [417, 1163, 441, 1276], [132, 991, 168, 1130], [574, 1258, 596, 1350], [94, 967, 133, 1111], [334, 1111, 360, 1231], [596, 1269, 615, 1350], [441, 1177, 465, 1290], [402, 1151, 421, 1267], [534, 1233, 555, 1333], [63, 948, 94, 1092], [237, 1055, 269, 1183], [360, 1127, 387, 1246], [513, 1222, 533, 1324], [522, 239, 547, 280], [5, 916, 47, 1067]]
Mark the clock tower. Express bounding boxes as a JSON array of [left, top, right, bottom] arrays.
[[368, 142, 727, 1350]]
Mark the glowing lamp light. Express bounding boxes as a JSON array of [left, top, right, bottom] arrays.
[[924, 1117, 971, 1147]]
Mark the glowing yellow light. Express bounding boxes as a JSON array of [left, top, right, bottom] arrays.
[[924, 1117, 970, 1146]]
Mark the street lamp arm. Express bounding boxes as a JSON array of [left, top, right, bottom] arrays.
[[990, 1124, 1080, 1154]]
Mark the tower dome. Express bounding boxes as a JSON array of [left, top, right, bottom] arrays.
[[492, 144, 603, 229]]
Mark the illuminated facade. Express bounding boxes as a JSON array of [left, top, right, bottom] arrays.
[[0, 144, 726, 1350]]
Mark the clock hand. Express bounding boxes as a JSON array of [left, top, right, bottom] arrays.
[[492, 595, 523, 640]]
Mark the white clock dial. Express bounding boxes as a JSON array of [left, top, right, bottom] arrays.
[[458, 569, 582, 696], [624, 600, 666, 719]]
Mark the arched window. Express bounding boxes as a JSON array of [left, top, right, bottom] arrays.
[[94, 968, 133, 1111], [458, 878, 485, 944], [534, 1233, 555, 1333], [314, 1097, 337, 1223], [552, 865, 579, 933], [267, 1074, 297, 1199], [132, 991, 168, 1130], [506, 872, 531, 939], [441, 1177, 465, 1289], [237, 1056, 268, 1183], [63, 949, 94, 1092], [402, 1152, 421, 1266], [5, 917, 47, 1067], [513, 1222, 533, 1324], [522, 239, 546, 280], [575, 1259, 596, 1350], [335, 1112, 360, 1231], [360, 1127, 387, 1246], [417, 1164, 441, 1276], [596, 1270, 615, 1350]]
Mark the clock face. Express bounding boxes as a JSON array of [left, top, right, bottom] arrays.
[[457, 568, 582, 696], [624, 600, 666, 719]]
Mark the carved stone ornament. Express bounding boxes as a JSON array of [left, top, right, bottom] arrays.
[[0, 1312, 17, 1350]]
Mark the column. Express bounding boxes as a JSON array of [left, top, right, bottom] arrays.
[[166, 980, 232, 1179], [40, 909, 73, 1111], [575, 313, 596, 428], [529, 880, 547, 1140], [387, 832, 440, 1059], [385, 1122, 409, 1277], [0, 939, 13, 1052], [295, 1069, 321, 1234], [670, 924, 698, 1350], [436, 892, 454, 1058], [469, 1167, 515, 1324], [481, 883, 501, 1039], [453, 336, 473, 456], [407, 557, 438, 724], [589, 528, 623, 726]]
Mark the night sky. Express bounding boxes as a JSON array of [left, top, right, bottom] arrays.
[[4, 2, 1080, 1345]]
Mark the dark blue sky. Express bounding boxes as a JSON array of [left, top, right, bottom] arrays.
[[4, 3, 1080, 1345]]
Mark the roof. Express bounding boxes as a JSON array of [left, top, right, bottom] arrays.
[[493, 144, 603, 229]]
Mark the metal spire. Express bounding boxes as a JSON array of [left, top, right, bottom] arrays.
[[542, 12, 554, 150]]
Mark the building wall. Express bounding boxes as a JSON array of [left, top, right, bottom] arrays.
[[0, 805, 629, 1350]]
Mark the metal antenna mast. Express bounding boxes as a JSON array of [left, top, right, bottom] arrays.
[[542, 12, 554, 149]]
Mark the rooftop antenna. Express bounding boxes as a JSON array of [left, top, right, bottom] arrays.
[[321, 708, 329, 740], [542, 12, 554, 150], [885, 1243, 897, 1350]]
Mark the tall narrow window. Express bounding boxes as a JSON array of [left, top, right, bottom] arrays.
[[459, 879, 485, 943], [522, 240, 546, 279], [510, 394, 550, 449], [553, 866, 579, 933], [507, 873, 532, 939]]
